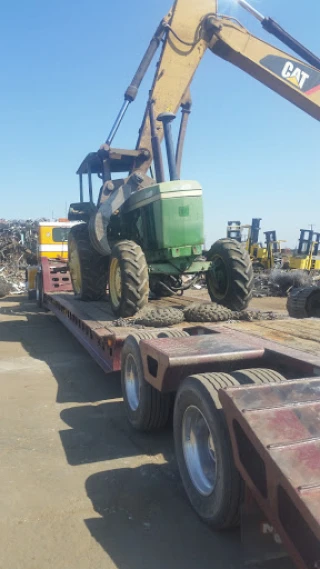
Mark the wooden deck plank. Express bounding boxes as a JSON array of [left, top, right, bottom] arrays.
[[234, 318, 320, 343], [225, 319, 320, 355], [50, 293, 320, 355]]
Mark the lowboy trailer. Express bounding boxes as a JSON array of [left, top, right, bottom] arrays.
[[36, 258, 320, 568]]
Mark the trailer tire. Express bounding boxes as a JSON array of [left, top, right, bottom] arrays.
[[68, 223, 108, 301], [134, 307, 184, 327], [231, 368, 285, 385], [174, 372, 243, 529], [28, 289, 37, 301], [121, 333, 173, 431], [109, 240, 149, 318], [287, 286, 320, 319], [206, 238, 253, 311], [36, 273, 47, 309], [183, 302, 232, 323]]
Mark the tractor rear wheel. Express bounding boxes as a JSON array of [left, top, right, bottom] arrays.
[[206, 238, 253, 311], [68, 223, 108, 301], [109, 240, 149, 317]]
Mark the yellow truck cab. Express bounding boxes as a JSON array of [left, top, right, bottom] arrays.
[[37, 219, 73, 261], [27, 220, 78, 300]]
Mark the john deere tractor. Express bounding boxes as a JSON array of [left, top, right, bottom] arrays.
[[66, 2, 263, 316], [68, 121, 253, 318]]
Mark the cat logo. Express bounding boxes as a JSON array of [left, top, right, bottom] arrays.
[[281, 62, 310, 90]]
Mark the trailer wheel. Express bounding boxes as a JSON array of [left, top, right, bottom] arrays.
[[231, 368, 285, 385], [121, 333, 174, 431], [174, 372, 243, 529], [109, 240, 149, 318], [36, 273, 45, 309], [287, 286, 320, 319], [183, 302, 232, 323], [206, 239, 253, 311], [68, 223, 108, 301], [28, 289, 37, 301]]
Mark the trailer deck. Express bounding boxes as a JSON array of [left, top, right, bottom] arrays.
[[44, 291, 320, 375], [41, 287, 320, 568]]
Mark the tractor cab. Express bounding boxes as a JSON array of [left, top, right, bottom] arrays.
[[68, 148, 151, 222]]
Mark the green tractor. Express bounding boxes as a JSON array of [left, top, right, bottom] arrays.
[[67, 6, 254, 317], [68, 112, 253, 318]]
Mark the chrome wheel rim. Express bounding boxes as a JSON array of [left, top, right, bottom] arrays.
[[124, 354, 140, 411], [182, 405, 217, 496]]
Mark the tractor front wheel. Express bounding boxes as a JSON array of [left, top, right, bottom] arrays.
[[108, 240, 149, 317], [206, 238, 253, 311], [68, 223, 108, 301]]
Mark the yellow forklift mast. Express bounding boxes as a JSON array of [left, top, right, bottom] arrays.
[[289, 229, 320, 271], [227, 219, 284, 270]]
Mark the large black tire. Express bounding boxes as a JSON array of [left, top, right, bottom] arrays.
[[183, 302, 232, 323], [36, 272, 44, 308], [121, 332, 187, 431], [109, 240, 149, 318], [68, 223, 108, 301], [134, 307, 185, 327], [287, 286, 320, 319], [206, 239, 253, 311], [231, 368, 285, 385], [28, 289, 37, 301], [174, 372, 243, 529], [36, 272, 49, 311]]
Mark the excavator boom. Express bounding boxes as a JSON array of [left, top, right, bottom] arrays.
[[136, 0, 216, 154], [131, 2, 320, 172], [75, 1, 320, 262], [207, 15, 320, 123]]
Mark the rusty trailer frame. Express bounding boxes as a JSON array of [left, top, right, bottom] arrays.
[[40, 260, 320, 569]]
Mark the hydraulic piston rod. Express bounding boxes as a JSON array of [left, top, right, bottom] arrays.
[[236, 0, 320, 70], [235, 0, 263, 22], [105, 19, 168, 145]]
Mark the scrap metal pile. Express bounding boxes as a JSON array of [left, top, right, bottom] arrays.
[[252, 269, 319, 297], [0, 219, 42, 297]]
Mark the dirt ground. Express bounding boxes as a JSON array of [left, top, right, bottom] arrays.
[[0, 294, 288, 569]]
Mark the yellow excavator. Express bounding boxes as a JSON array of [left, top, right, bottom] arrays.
[[67, 0, 320, 317]]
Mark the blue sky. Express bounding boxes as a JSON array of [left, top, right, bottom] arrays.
[[1, 0, 319, 247]]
